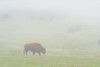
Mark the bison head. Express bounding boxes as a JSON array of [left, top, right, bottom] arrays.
[[41, 47, 46, 54]]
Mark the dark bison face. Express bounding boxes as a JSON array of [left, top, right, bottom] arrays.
[[41, 48, 46, 54]]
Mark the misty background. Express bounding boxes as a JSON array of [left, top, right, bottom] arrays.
[[0, 0, 100, 51]]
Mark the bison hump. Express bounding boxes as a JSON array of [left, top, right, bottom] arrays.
[[24, 43, 43, 48]]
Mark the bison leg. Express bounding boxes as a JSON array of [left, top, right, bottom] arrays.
[[26, 51, 28, 55], [24, 49, 29, 55], [33, 52, 35, 55], [38, 52, 41, 55]]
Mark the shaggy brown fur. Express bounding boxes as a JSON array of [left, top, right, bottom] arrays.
[[24, 43, 46, 55]]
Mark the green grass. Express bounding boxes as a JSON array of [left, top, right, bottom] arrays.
[[0, 49, 100, 67]]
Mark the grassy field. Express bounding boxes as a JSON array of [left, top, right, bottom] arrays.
[[0, 17, 100, 67], [0, 49, 100, 67]]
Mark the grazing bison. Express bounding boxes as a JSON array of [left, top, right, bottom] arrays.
[[24, 43, 46, 55], [68, 25, 81, 33], [98, 39, 100, 45]]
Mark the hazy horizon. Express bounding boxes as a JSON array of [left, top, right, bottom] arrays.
[[0, 0, 100, 50]]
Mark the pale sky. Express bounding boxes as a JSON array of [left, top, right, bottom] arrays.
[[0, 0, 100, 17]]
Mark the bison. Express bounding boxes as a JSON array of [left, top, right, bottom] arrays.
[[24, 43, 46, 55]]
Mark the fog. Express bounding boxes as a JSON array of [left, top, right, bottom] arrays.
[[1, 1, 100, 67], [0, 0, 100, 50]]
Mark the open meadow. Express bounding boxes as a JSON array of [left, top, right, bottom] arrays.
[[0, 47, 100, 67]]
